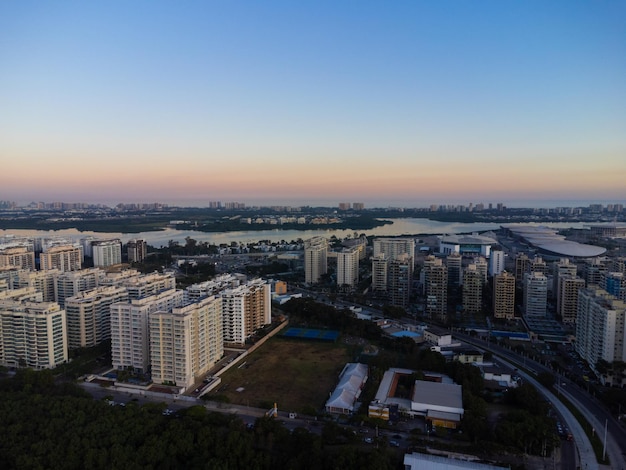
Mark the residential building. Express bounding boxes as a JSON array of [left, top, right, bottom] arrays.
[[221, 279, 271, 344], [336, 246, 360, 288], [371, 255, 388, 292], [110, 289, 185, 374], [149, 295, 224, 390], [462, 264, 482, 314], [515, 253, 531, 287], [575, 288, 626, 386], [304, 237, 328, 284], [558, 276, 585, 324], [488, 249, 505, 276], [553, 258, 577, 301], [524, 272, 548, 317], [39, 244, 83, 272], [602, 272, 626, 302], [388, 253, 412, 308], [446, 252, 462, 288], [55, 268, 104, 308], [0, 246, 36, 271], [92, 239, 122, 267], [64, 285, 129, 348], [424, 258, 447, 320], [17, 269, 60, 302], [493, 271, 515, 320], [127, 239, 148, 263], [373, 238, 415, 262], [0, 300, 68, 369]]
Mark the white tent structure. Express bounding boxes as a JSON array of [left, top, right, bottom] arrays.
[[325, 363, 368, 415]]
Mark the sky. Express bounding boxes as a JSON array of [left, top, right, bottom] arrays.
[[1, 1, 625, 208]]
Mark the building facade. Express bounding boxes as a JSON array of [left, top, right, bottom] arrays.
[[304, 237, 328, 284], [149, 295, 224, 390], [0, 300, 68, 369]]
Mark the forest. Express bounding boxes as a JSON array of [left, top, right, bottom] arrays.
[[0, 369, 400, 470]]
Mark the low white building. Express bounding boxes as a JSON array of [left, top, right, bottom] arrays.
[[325, 363, 368, 415]]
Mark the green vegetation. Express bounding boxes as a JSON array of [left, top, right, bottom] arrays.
[[0, 369, 400, 470]]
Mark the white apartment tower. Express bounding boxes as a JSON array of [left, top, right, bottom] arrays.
[[373, 238, 415, 262], [336, 246, 360, 288], [92, 239, 123, 267], [0, 300, 68, 369], [17, 269, 60, 302], [575, 288, 626, 386], [524, 272, 548, 317], [64, 285, 129, 348], [221, 279, 271, 344], [55, 268, 104, 308], [110, 288, 185, 374], [489, 249, 505, 277], [304, 237, 328, 284], [149, 295, 224, 390]]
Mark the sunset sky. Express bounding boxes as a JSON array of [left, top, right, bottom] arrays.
[[1, 1, 625, 208]]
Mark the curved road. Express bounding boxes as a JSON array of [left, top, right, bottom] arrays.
[[455, 331, 625, 470]]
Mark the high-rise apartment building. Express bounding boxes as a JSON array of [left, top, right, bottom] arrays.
[[336, 247, 360, 288], [64, 285, 129, 348], [602, 272, 626, 302], [371, 255, 388, 292], [558, 276, 585, 324], [515, 253, 531, 287], [221, 279, 271, 344], [117, 271, 176, 300], [575, 288, 626, 386], [149, 295, 224, 390], [388, 253, 412, 308], [17, 269, 60, 302], [55, 268, 104, 308], [583, 258, 607, 287], [373, 238, 415, 262], [0, 300, 68, 369], [110, 289, 185, 374], [92, 239, 122, 267], [530, 256, 548, 276], [553, 258, 577, 301], [0, 247, 36, 271], [493, 271, 515, 320], [40, 244, 83, 272], [127, 239, 147, 263], [424, 258, 447, 320], [446, 252, 462, 288], [462, 264, 482, 314], [304, 237, 328, 284], [488, 249, 505, 277], [524, 272, 548, 317], [471, 257, 489, 285]]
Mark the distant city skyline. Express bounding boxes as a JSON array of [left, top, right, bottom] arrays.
[[1, 2, 625, 205]]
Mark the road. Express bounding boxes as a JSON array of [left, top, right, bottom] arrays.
[[455, 331, 626, 470]]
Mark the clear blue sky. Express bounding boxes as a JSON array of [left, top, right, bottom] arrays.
[[1, 1, 625, 207]]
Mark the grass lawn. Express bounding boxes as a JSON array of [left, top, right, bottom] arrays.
[[209, 337, 352, 414]]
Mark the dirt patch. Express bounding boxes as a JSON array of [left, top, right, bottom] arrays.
[[209, 337, 351, 413]]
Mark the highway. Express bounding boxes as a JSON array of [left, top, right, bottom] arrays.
[[455, 331, 626, 470]]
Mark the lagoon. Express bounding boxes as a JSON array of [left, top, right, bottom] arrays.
[[0, 219, 585, 248]]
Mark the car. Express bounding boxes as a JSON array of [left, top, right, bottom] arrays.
[[389, 440, 400, 447], [363, 437, 373, 444]]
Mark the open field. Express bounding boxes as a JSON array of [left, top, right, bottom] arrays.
[[208, 337, 352, 414]]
